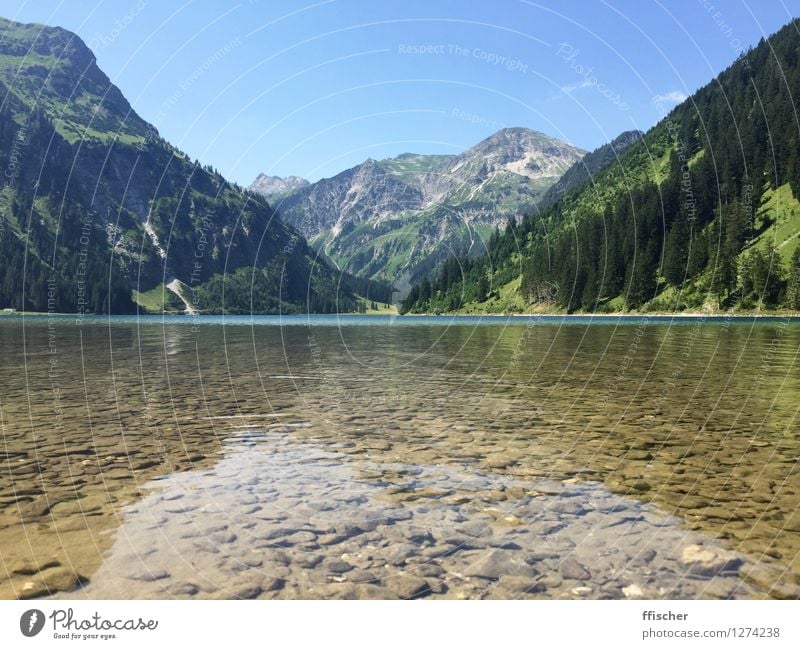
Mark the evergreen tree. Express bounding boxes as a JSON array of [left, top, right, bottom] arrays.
[[476, 275, 489, 303], [663, 216, 690, 286], [787, 246, 800, 309]]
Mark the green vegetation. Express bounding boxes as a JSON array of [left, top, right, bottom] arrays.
[[375, 153, 451, 184], [0, 16, 393, 314], [190, 263, 395, 315], [402, 20, 800, 315], [133, 283, 185, 313], [538, 130, 643, 209], [750, 182, 800, 263], [262, 129, 584, 287]]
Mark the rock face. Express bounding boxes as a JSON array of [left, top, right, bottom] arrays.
[[250, 128, 585, 289], [249, 174, 309, 198]]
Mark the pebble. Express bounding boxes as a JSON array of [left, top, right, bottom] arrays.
[[19, 582, 50, 600], [232, 585, 262, 599], [11, 557, 61, 576], [622, 584, 644, 598], [497, 576, 546, 595], [386, 544, 419, 567], [263, 577, 285, 592], [416, 563, 445, 578], [126, 569, 170, 582], [209, 531, 237, 545], [347, 570, 377, 584], [383, 574, 431, 599], [18, 497, 57, 520], [308, 583, 358, 599], [680, 545, 742, 576], [560, 557, 591, 581], [285, 531, 317, 544], [463, 550, 539, 580], [20, 567, 84, 598], [327, 560, 355, 574], [262, 527, 305, 541], [295, 554, 324, 569], [169, 582, 200, 596]]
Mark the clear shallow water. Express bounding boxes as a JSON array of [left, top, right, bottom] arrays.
[[1, 315, 799, 599]]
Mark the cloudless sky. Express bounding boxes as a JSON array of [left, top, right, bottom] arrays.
[[3, 0, 799, 184]]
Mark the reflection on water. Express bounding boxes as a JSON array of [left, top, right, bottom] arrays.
[[1, 316, 799, 599]]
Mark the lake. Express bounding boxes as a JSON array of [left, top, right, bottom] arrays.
[[1, 314, 799, 599]]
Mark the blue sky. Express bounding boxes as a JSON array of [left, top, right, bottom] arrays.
[[3, 0, 799, 184]]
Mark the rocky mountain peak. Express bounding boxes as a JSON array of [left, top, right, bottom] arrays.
[[249, 174, 309, 197], [453, 127, 585, 182], [248, 127, 586, 287]]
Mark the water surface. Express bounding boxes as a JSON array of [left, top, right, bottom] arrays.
[[1, 315, 798, 599]]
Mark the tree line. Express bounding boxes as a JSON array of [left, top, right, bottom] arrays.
[[402, 19, 800, 314]]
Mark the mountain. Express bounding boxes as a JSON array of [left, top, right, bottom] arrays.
[[0, 16, 386, 314], [250, 128, 584, 290], [537, 130, 643, 208], [401, 19, 800, 315], [249, 173, 309, 198]]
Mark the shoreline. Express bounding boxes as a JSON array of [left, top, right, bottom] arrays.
[[396, 310, 800, 318], [4, 311, 800, 320]]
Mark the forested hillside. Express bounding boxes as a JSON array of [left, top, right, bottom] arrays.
[[402, 19, 800, 315], [0, 16, 388, 314]]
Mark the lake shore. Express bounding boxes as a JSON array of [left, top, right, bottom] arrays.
[[5, 309, 800, 318], [395, 310, 800, 318]]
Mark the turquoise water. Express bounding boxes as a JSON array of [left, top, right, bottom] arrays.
[[3, 313, 799, 326]]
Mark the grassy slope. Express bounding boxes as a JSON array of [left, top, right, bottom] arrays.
[[658, 182, 800, 313], [376, 154, 452, 184], [355, 297, 398, 314], [132, 283, 185, 314], [751, 182, 800, 263], [471, 182, 800, 315]]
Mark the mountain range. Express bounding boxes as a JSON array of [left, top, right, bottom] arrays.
[[249, 128, 589, 291], [249, 173, 309, 199], [0, 16, 389, 315], [401, 19, 800, 315], [4, 13, 800, 317]]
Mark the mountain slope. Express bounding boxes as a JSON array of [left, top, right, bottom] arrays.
[[249, 173, 309, 199], [537, 129, 643, 209], [0, 16, 380, 314], [401, 20, 800, 315], [251, 128, 584, 290]]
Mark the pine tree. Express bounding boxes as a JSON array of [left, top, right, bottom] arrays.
[[755, 241, 785, 306], [787, 246, 800, 309], [663, 216, 690, 286], [475, 275, 489, 303]]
